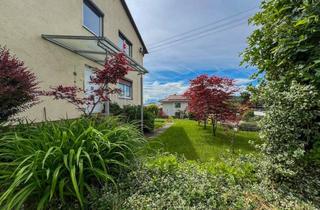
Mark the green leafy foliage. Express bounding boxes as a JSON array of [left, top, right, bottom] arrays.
[[88, 154, 318, 210], [145, 104, 159, 117], [0, 117, 145, 209], [242, 110, 254, 121], [109, 102, 122, 116], [242, 0, 320, 88], [242, 0, 320, 182], [145, 154, 179, 172], [239, 122, 259, 131], [154, 118, 166, 129], [259, 81, 320, 176], [110, 103, 156, 132], [122, 105, 155, 132], [239, 91, 251, 104]]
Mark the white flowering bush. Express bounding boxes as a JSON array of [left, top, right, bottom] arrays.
[[258, 81, 320, 177], [241, 0, 320, 193]]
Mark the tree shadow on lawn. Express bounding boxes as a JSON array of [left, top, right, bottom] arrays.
[[147, 126, 200, 160], [145, 120, 260, 162], [200, 125, 258, 153]]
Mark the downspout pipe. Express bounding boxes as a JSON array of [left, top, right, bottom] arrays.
[[140, 73, 144, 133]]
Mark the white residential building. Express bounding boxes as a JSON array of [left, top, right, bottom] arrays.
[[160, 94, 189, 118]]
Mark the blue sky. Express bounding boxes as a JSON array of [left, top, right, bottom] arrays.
[[126, 0, 261, 103]]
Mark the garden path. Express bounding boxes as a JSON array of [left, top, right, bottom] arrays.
[[145, 122, 174, 139]]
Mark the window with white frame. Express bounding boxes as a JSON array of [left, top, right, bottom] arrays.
[[83, 0, 103, 36], [118, 32, 132, 57], [118, 79, 132, 99]]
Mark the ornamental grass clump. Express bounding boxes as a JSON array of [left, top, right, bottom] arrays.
[[0, 117, 145, 209]]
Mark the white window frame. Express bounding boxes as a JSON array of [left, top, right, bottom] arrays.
[[118, 79, 133, 100]]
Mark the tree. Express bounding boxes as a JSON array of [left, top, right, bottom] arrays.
[[242, 0, 320, 180], [239, 91, 250, 104], [0, 47, 39, 122], [46, 53, 132, 116], [184, 75, 237, 136], [145, 104, 159, 117], [242, 0, 320, 89]]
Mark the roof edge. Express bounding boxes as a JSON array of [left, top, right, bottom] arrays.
[[120, 0, 148, 54]]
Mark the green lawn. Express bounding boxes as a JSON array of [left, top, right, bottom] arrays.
[[147, 119, 260, 162]]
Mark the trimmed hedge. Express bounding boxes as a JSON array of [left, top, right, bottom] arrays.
[[239, 121, 259, 131]]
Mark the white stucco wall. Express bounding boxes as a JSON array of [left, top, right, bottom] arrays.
[[162, 102, 188, 117]]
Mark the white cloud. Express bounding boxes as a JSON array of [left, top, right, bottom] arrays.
[[144, 81, 189, 103], [234, 78, 253, 85]]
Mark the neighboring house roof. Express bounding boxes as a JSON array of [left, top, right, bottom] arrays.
[[160, 94, 189, 103], [120, 0, 148, 54]]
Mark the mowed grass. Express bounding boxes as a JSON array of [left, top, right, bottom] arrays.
[[146, 119, 260, 162]]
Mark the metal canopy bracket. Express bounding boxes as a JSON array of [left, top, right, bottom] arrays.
[[41, 34, 148, 74]]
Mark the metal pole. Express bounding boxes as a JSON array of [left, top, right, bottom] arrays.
[[140, 73, 144, 133], [105, 99, 110, 116], [105, 50, 110, 116]]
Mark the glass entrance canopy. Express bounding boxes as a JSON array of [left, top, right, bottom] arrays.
[[41, 34, 148, 74]]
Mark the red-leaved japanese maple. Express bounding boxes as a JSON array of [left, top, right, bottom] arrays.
[[184, 75, 237, 136], [0, 47, 39, 122], [46, 52, 132, 116]]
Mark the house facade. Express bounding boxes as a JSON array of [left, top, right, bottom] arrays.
[[0, 0, 148, 121], [160, 94, 189, 118]]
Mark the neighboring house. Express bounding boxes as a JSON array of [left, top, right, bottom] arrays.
[[160, 94, 189, 118], [0, 0, 148, 121]]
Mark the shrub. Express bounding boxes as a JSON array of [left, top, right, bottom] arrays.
[[239, 121, 259, 131], [109, 104, 156, 132], [145, 104, 159, 117], [187, 112, 196, 120], [0, 47, 39, 122], [109, 102, 122, 115], [0, 117, 145, 209], [259, 82, 320, 177], [242, 0, 320, 184], [167, 116, 174, 123], [158, 109, 168, 118], [242, 110, 254, 121], [121, 105, 155, 132], [89, 154, 318, 209]]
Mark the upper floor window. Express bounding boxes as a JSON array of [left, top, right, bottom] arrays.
[[175, 102, 181, 108], [83, 0, 104, 36], [118, 32, 132, 57], [118, 79, 132, 99]]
